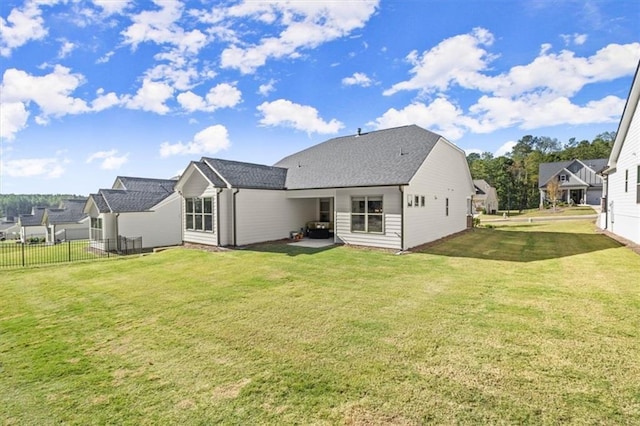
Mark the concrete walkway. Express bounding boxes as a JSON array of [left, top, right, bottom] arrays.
[[480, 206, 599, 223], [288, 238, 335, 248]]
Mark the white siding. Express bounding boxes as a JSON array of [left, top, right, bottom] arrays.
[[117, 193, 182, 249], [606, 103, 640, 244], [180, 166, 220, 246], [50, 221, 89, 242], [334, 187, 403, 250], [404, 138, 474, 250], [235, 189, 315, 246]]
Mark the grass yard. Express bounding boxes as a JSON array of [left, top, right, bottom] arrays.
[[0, 239, 111, 268], [1, 220, 639, 424]]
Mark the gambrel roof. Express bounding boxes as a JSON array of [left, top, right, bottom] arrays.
[[275, 125, 441, 189]]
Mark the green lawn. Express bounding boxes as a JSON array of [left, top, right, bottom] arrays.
[[1, 220, 639, 424], [0, 239, 114, 268]]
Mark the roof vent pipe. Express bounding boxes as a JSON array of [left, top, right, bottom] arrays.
[[357, 128, 361, 136]]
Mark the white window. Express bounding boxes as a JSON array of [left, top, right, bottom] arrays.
[[351, 196, 384, 233], [560, 174, 567, 182], [625, 169, 629, 193], [407, 194, 413, 207], [185, 197, 213, 232]]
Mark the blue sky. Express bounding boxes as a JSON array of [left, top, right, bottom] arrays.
[[1, 0, 639, 195]]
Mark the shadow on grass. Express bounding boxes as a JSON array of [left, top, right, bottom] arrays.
[[417, 228, 623, 262], [238, 241, 338, 257]]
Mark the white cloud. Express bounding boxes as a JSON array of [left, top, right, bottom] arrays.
[[159, 124, 230, 157], [0, 102, 29, 141], [214, 1, 380, 74], [91, 90, 121, 111], [58, 40, 75, 58], [561, 33, 588, 46], [1, 65, 90, 121], [96, 50, 115, 64], [86, 149, 129, 170], [258, 79, 277, 96], [123, 78, 174, 114], [369, 99, 472, 140], [384, 27, 495, 96], [469, 93, 625, 131], [342, 72, 373, 87], [379, 27, 640, 136], [257, 99, 344, 134], [2, 157, 67, 178], [122, 1, 207, 54], [0, 2, 48, 57], [385, 28, 639, 99], [177, 83, 242, 112], [494, 141, 516, 157], [93, 0, 131, 15]]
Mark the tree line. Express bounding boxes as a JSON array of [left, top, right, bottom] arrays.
[[0, 194, 85, 219], [467, 132, 615, 212]]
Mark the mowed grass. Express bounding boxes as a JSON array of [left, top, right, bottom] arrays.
[[0, 240, 109, 268], [1, 220, 639, 424]]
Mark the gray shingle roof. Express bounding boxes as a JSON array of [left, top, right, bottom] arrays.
[[538, 159, 607, 188], [202, 158, 287, 189], [115, 176, 176, 193], [88, 177, 176, 214], [92, 189, 172, 213], [19, 207, 46, 226], [89, 193, 110, 213], [46, 199, 89, 224], [274, 125, 442, 189], [193, 161, 227, 187]]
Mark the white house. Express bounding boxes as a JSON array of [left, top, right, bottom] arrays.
[[18, 207, 47, 242], [84, 176, 182, 251], [600, 61, 640, 244], [538, 159, 607, 207], [175, 125, 475, 251], [43, 199, 90, 243], [472, 179, 499, 214]]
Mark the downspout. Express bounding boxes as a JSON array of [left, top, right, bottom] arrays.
[[115, 213, 120, 252], [603, 174, 608, 229], [398, 185, 405, 251], [232, 189, 239, 246], [216, 188, 222, 246]]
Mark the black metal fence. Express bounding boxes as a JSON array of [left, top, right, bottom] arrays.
[[0, 237, 143, 269]]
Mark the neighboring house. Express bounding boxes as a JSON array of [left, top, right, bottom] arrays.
[[472, 179, 499, 214], [175, 125, 475, 251], [18, 207, 47, 242], [0, 217, 19, 240], [600, 61, 640, 245], [42, 199, 90, 243], [538, 158, 608, 207], [84, 176, 182, 250]]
